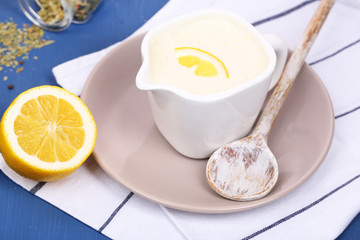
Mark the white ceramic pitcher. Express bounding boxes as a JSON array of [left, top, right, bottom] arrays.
[[136, 10, 287, 159]]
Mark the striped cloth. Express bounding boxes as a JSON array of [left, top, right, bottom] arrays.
[[1, 0, 360, 239]]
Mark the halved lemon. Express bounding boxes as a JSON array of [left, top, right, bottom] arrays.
[[0, 86, 96, 181], [175, 47, 229, 78]]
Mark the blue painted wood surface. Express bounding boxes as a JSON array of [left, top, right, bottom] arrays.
[[0, 0, 358, 239]]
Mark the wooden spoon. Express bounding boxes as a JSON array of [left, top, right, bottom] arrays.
[[206, 0, 335, 201]]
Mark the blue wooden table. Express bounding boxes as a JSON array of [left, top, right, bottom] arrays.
[[0, 0, 359, 239]]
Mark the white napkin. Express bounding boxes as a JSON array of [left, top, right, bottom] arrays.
[[2, 0, 360, 239]]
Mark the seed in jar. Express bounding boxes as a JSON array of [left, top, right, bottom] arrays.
[[74, 0, 102, 21], [38, 0, 65, 23]]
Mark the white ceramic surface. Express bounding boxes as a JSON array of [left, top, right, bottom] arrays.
[[136, 10, 288, 159]]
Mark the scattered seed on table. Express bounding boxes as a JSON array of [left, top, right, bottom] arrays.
[[7, 84, 14, 89], [0, 20, 54, 72], [16, 67, 24, 73]]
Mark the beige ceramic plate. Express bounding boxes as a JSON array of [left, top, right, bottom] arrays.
[[81, 33, 334, 213]]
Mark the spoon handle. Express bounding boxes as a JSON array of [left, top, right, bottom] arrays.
[[254, 0, 335, 139]]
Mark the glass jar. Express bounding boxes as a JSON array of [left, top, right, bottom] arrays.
[[18, 0, 102, 31]]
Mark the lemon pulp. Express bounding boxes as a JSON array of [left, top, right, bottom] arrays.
[[14, 95, 85, 163], [175, 47, 229, 78]]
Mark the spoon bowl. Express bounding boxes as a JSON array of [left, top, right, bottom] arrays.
[[206, 134, 278, 201]]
